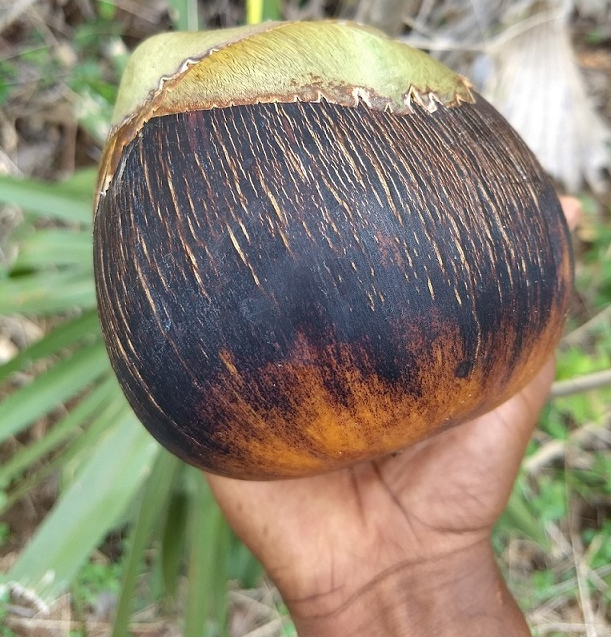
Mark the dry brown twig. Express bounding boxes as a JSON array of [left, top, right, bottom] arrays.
[[562, 306, 611, 349], [568, 497, 602, 636], [526, 412, 611, 475], [552, 369, 611, 398]]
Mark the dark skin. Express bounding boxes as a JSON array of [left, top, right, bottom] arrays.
[[207, 197, 581, 636]]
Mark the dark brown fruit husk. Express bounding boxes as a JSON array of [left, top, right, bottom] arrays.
[[94, 95, 573, 479]]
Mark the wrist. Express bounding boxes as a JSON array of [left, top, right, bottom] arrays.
[[285, 540, 530, 637]]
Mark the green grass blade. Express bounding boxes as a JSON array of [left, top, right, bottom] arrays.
[[0, 340, 108, 444], [55, 168, 97, 200], [13, 228, 93, 270], [184, 470, 229, 637], [0, 385, 127, 516], [159, 480, 189, 599], [7, 407, 160, 602], [112, 449, 181, 637], [168, 0, 199, 30], [246, 0, 282, 23], [0, 311, 100, 383], [0, 376, 116, 489], [498, 478, 549, 549], [227, 536, 262, 589], [0, 175, 93, 225], [0, 269, 96, 314]]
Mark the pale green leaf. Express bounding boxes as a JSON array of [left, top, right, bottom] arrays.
[[0, 269, 96, 315], [0, 311, 100, 383], [13, 228, 92, 270], [0, 387, 129, 516], [0, 340, 109, 444], [0, 376, 117, 489], [159, 479, 189, 598], [168, 0, 199, 31], [7, 407, 160, 601], [498, 479, 549, 548], [0, 175, 92, 225], [57, 168, 97, 200], [112, 450, 182, 637], [185, 469, 229, 637]]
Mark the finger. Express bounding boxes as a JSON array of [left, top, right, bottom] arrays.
[[416, 356, 556, 506], [559, 195, 582, 231], [483, 356, 556, 462]]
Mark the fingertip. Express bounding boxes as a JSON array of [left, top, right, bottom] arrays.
[[558, 195, 582, 232]]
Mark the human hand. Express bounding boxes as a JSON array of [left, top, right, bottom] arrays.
[[207, 196, 581, 637]]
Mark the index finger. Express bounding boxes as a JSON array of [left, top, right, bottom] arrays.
[[558, 195, 582, 232]]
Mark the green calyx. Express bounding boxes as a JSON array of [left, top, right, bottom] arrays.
[[111, 21, 474, 128], [96, 21, 473, 204]]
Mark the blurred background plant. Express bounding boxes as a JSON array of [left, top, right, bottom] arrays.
[[0, 1, 610, 636]]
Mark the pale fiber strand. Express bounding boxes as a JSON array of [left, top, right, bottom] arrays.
[[569, 500, 599, 637]]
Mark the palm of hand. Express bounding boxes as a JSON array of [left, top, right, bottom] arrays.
[[208, 198, 579, 616], [207, 359, 555, 614]]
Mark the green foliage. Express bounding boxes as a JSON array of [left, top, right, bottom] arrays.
[[0, 60, 17, 105], [1, 9, 610, 633], [168, 0, 200, 31], [0, 524, 9, 547], [0, 169, 261, 633], [4, 173, 608, 636], [584, 519, 611, 570], [495, 196, 611, 630], [72, 559, 123, 610], [0, 588, 18, 637], [111, 449, 181, 637], [277, 604, 298, 636], [495, 477, 550, 549], [246, 0, 283, 23], [67, 14, 128, 142], [0, 2, 124, 141]]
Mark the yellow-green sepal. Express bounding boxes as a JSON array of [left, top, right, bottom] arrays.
[[97, 21, 473, 203]]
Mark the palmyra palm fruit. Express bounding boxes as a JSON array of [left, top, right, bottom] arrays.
[[93, 21, 573, 480]]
